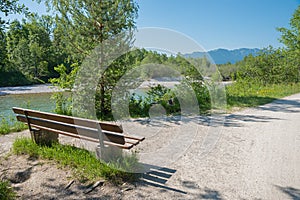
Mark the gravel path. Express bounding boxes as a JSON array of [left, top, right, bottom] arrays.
[[0, 93, 299, 199], [123, 93, 300, 200], [0, 131, 28, 156]]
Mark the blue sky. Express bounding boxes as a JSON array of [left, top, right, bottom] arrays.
[[136, 0, 299, 50], [2, 0, 299, 51]]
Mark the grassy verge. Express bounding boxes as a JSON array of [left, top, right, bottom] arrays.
[[12, 138, 140, 183], [0, 180, 16, 200], [226, 82, 300, 109], [0, 117, 28, 135]]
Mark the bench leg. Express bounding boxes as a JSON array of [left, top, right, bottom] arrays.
[[95, 145, 123, 162], [30, 129, 59, 146]]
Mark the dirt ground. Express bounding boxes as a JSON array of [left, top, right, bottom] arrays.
[[0, 131, 138, 200]]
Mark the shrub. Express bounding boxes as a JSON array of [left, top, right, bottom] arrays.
[[0, 180, 16, 200]]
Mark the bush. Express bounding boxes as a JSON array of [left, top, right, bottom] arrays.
[[0, 180, 16, 200], [0, 71, 32, 87], [128, 81, 212, 118], [0, 116, 27, 135]]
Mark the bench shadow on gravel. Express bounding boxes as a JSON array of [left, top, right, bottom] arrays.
[[137, 164, 224, 199], [276, 185, 300, 200], [140, 164, 186, 194]]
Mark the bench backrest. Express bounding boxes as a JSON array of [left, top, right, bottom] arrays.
[[13, 107, 126, 146]]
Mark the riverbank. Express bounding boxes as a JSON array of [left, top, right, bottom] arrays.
[[0, 84, 62, 96], [0, 80, 177, 96]]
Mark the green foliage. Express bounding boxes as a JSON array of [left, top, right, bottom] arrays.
[[236, 47, 300, 85], [13, 138, 139, 183], [51, 92, 72, 116], [42, 0, 139, 120], [0, 13, 70, 87], [0, 116, 27, 135], [186, 56, 214, 78], [0, 0, 27, 16], [129, 84, 179, 118], [0, 28, 6, 70], [0, 0, 28, 30], [0, 180, 16, 200], [217, 62, 241, 81], [50, 62, 78, 117], [50, 63, 79, 90], [42, 0, 138, 60], [5, 16, 56, 82], [0, 70, 31, 87], [277, 5, 300, 51], [0, 117, 10, 135], [129, 80, 211, 118]]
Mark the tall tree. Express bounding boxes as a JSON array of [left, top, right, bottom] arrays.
[[42, 0, 138, 59], [46, 0, 139, 119], [6, 16, 53, 81], [277, 5, 300, 51], [0, 27, 6, 70], [277, 5, 300, 82]]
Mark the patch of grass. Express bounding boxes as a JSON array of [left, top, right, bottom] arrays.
[[0, 180, 16, 200], [0, 116, 28, 135], [226, 82, 300, 109], [0, 118, 10, 135], [12, 138, 140, 183], [227, 95, 277, 108]]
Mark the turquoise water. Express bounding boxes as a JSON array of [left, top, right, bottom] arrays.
[[0, 93, 56, 121], [0, 88, 148, 122]]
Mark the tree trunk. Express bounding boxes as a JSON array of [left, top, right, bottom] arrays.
[[100, 75, 105, 119]]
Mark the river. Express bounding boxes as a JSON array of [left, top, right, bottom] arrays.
[[0, 93, 56, 121], [0, 80, 232, 121]]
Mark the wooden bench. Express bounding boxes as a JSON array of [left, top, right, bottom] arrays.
[[12, 107, 144, 150]]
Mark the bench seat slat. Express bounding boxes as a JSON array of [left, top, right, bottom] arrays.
[[125, 138, 140, 145], [13, 107, 123, 133], [21, 124, 134, 149], [16, 115, 126, 145], [123, 134, 145, 142]]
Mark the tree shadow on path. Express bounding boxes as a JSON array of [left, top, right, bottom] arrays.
[[257, 98, 300, 113]]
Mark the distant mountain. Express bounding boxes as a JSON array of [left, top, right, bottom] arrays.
[[184, 48, 260, 64]]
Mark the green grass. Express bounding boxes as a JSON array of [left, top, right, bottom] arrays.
[[0, 180, 16, 200], [0, 117, 27, 135], [226, 82, 300, 109], [12, 138, 140, 183]]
